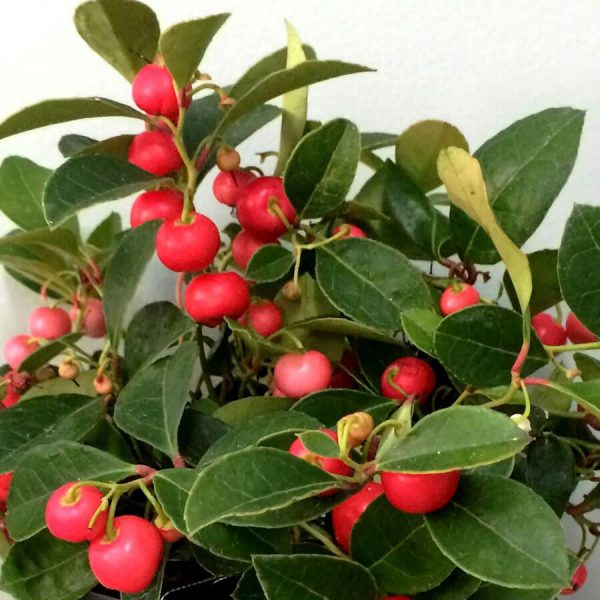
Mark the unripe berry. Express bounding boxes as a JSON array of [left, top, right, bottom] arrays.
[[94, 375, 113, 396], [216, 147, 241, 172], [343, 412, 374, 448], [59, 361, 80, 380], [213, 170, 256, 207], [281, 280, 302, 301], [128, 131, 183, 176]]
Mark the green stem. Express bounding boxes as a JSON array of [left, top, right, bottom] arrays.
[[299, 522, 347, 559], [546, 341, 600, 353], [139, 481, 167, 521], [480, 384, 518, 409]]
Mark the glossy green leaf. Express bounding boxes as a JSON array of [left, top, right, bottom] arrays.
[[0, 530, 96, 600], [356, 339, 406, 392], [21, 371, 96, 400], [511, 434, 576, 515], [184, 447, 339, 534], [451, 107, 584, 264], [0, 227, 79, 257], [361, 132, 398, 150], [199, 412, 323, 466], [276, 274, 345, 361], [246, 245, 295, 283], [103, 220, 160, 343], [213, 60, 373, 138], [297, 430, 339, 458], [544, 380, 600, 420], [43, 155, 168, 227], [213, 396, 293, 427], [395, 120, 469, 192], [469, 583, 561, 600], [178, 409, 229, 466], [74, 0, 160, 81], [74, 134, 134, 160], [0, 394, 103, 471], [377, 406, 530, 473], [316, 238, 432, 330], [58, 134, 97, 157], [292, 389, 395, 427], [284, 119, 360, 218], [124, 301, 195, 377], [574, 352, 600, 380], [253, 554, 378, 600], [87, 211, 122, 249], [234, 569, 266, 600], [115, 342, 196, 457], [275, 22, 309, 175], [287, 317, 400, 345], [415, 570, 481, 600], [0, 157, 51, 229], [434, 305, 548, 387], [352, 495, 454, 594], [401, 308, 443, 356], [558, 204, 600, 336], [0, 97, 144, 141], [160, 15, 230, 88], [7, 441, 134, 541], [504, 249, 561, 314], [18, 332, 82, 373], [426, 474, 570, 589]]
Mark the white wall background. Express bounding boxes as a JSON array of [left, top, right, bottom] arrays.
[[0, 1, 599, 597]]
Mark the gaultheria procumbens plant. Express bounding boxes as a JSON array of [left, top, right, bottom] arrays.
[[0, 1, 596, 599]]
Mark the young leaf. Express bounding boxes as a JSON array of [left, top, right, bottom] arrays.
[[292, 389, 395, 428], [43, 155, 169, 227], [503, 249, 561, 315], [103, 220, 161, 343], [437, 147, 532, 312], [159, 15, 230, 89], [0, 97, 144, 141], [401, 308, 443, 357], [246, 245, 295, 283], [0, 530, 96, 600], [351, 495, 454, 594], [253, 554, 379, 600], [0, 157, 51, 230], [0, 394, 103, 471], [198, 412, 323, 466], [7, 441, 135, 541], [316, 238, 433, 331], [124, 301, 195, 377], [284, 119, 360, 218], [426, 474, 570, 589], [74, 0, 160, 81], [213, 60, 373, 138], [451, 107, 584, 264], [558, 204, 600, 336], [395, 119, 469, 192], [377, 406, 530, 473], [184, 447, 340, 534], [274, 22, 309, 176], [114, 342, 197, 458], [434, 305, 548, 387]]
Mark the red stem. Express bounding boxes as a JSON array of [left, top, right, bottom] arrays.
[[511, 341, 530, 378]]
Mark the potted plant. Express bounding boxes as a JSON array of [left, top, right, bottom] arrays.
[[0, 1, 596, 598]]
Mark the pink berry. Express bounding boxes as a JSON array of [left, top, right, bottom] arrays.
[[29, 307, 71, 340], [274, 350, 332, 398], [3, 335, 40, 370]]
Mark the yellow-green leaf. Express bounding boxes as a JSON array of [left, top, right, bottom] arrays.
[[274, 22, 309, 176], [437, 147, 531, 312]]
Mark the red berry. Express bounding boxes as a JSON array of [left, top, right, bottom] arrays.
[[232, 229, 276, 270], [439, 283, 480, 316], [561, 563, 588, 595], [381, 470, 461, 514], [330, 350, 360, 389], [380, 357, 436, 404], [386, 596, 412, 600], [130, 190, 184, 228], [566, 313, 597, 344], [154, 517, 184, 543], [132, 64, 179, 120], [244, 300, 283, 337], [185, 272, 250, 327], [70, 298, 106, 338], [332, 224, 367, 239], [3, 335, 40, 370], [128, 131, 183, 176], [88, 515, 164, 594], [2, 385, 20, 408], [28, 307, 71, 340], [274, 350, 332, 398], [531, 313, 567, 346], [213, 170, 256, 207], [0, 472, 13, 504], [237, 177, 297, 239], [155, 213, 221, 273], [289, 429, 352, 492], [332, 482, 383, 552], [45, 482, 108, 543]]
